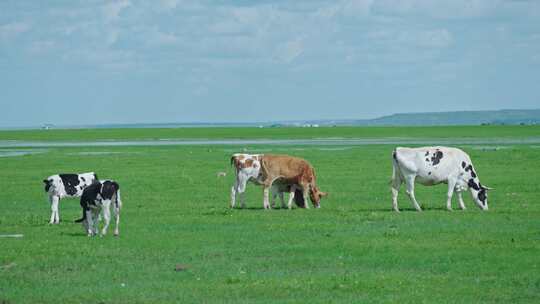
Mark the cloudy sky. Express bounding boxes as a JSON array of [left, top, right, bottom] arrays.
[[1, 0, 539, 127]]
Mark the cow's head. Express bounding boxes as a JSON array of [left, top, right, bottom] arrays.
[[309, 186, 328, 208], [468, 178, 492, 211], [43, 179, 52, 192]]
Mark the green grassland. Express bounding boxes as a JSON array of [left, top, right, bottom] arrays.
[[1, 125, 540, 141], [1, 126, 540, 303]]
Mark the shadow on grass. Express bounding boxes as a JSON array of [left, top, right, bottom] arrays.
[[349, 206, 452, 213], [60, 232, 87, 237]]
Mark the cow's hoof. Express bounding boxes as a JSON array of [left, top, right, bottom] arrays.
[[114, 232, 119, 237]]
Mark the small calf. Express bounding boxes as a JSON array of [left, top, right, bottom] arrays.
[[79, 180, 122, 236], [270, 180, 305, 209], [43, 172, 97, 224]]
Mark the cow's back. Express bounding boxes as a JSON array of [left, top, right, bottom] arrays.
[[261, 154, 314, 184], [394, 146, 471, 185]]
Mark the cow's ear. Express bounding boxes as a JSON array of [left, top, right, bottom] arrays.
[[43, 179, 49, 184], [319, 191, 328, 198], [482, 185, 493, 190]]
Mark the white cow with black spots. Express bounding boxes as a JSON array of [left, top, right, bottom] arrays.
[[391, 147, 491, 212], [43, 172, 98, 224], [79, 180, 122, 237]]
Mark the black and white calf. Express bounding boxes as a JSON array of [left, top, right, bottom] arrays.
[[43, 172, 98, 224], [79, 180, 122, 237], [391, 146, 491, 212]]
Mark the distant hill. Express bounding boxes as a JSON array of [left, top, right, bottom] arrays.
[[3, 109, 540, 130], [301, 109, 540, 127]]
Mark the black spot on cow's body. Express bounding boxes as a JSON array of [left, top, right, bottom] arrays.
[[468, 178, 480, 191], [478, 189, 487, 204], [425, 151, 429, 156], [425, 158, 430, 162], [464, 165, 477, 178], [428, 171, 432, 175], [461, 161, 466, 168], [101, 181, 120, 200], [430, 151, 444, 166], [81, 177, 86, 182], [392, 151, 397, 160], [43, 179, 52, 192], [59, 174, 80, 196]]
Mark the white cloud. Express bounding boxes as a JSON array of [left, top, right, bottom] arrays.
[[160, 0, 180, 10], [0, 22, 31, 40], [274, 38, 305, 63], [102, 0, 131, 22], [372, 0, 502, 19]]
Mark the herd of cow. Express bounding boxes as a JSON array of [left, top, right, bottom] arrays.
[[42, 146, 491, 237]]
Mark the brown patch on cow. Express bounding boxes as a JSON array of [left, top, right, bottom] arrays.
[[260, 154, 326, 207], [238, 155, 245, 160], [244, 159, 254, 168]]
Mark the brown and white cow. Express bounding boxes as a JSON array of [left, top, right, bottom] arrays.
[[230, 153, 326, 209]]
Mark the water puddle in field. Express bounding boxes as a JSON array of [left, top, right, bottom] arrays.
[[470, 146, 512, 151], [317, 147, 353, 151], [0, 149, 47, 157], [1, 137, 539, 148], [69, 151, 141, 156]]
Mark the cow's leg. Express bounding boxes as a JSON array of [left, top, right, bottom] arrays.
[[101, 201, 111, 236], [92, 210, 100, 236], [287, 186, 296, 209], [48, 195, 55, 224], [302, 185, 310, 209], [278, 192, 286, 209], [391, 175, 402, 212], [85, 210, 94, 236], [50, 195, 60, 224], [456, 191, 466, 210], [404, 175, 422, 211], [270, 187, 278, 208], [113, 203, 120, 236], [234, 174, 249, 209], [230, 184, 237, 208], [263, 186, 271, 209], [446, 179, 457, 211]]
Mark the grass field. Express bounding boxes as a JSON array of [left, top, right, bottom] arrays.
[[1, 126, 540, 303], [2, 125, 540, 142]]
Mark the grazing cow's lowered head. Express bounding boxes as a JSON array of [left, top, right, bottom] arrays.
[[462, 161, 492, 210], [309, 185, 328, 208]]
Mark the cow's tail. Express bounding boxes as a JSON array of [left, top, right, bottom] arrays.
[[74, 206, 86, 223], [390, 148, 400, 185]]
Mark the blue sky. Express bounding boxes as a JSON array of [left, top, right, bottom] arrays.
[[1, 0, 539, 127]]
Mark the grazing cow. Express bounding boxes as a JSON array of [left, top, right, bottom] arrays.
[[43, 172, 98, 224], [259, 154, 327, 209], [79, 180, 122, 236], [230, 153, 316, 209], [391, 146, 491, 212], [230, 153, 264, 208]]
